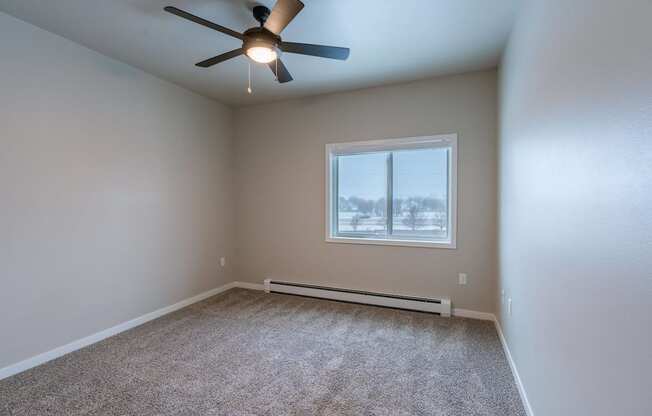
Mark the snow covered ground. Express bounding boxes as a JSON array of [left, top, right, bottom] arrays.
[[338, 211, 447, 237]]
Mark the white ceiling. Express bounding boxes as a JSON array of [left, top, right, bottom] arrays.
[[0, 0, 520, 106]]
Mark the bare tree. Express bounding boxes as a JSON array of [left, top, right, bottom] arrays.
[[423, 197, 446, 213], [434, 212, 447, 231], [350, 214, 361, 231], [347, 196, 377, 217], [402, 204, 423, 231]]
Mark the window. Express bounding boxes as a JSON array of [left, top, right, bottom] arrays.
[[326, 135, 457, 248]]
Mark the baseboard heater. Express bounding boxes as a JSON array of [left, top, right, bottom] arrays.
[[264, 279, 451, 317]]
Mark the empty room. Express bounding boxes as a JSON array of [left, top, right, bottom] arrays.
[[1, 1, 650, 415]]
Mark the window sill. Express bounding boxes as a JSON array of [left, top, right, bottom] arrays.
[[325, 236, 456, 249]]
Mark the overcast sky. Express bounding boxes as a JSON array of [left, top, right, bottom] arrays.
[[338, 148, 448, 200]]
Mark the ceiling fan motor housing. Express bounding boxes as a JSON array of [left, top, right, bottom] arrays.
[[243, 27, 281, 56]]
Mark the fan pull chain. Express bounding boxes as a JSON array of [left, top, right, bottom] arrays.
[[247, 61, 252, 94]]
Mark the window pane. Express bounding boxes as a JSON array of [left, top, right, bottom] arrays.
[[392, 148, 448, 240], [337, 152, 388, 235]]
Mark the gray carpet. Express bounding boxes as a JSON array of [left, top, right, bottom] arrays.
[[0, 288, 525, 415]]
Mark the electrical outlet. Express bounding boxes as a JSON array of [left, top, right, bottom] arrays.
[[508, 298, 513, 316], [458, 273, 468, 285], [501, 290, 505, 305], [220, 257, 226, 267]]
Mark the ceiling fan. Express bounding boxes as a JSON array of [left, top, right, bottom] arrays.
[[164, 0, 350, 83]]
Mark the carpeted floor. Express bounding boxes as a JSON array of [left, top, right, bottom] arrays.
[[0, 288, 525, 415]]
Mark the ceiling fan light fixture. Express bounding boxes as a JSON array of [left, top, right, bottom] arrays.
[[165, 0, 349, 85], [246, 46, 277, 64]]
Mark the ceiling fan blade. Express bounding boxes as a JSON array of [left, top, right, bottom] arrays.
[[263, 0, 305, 35], [268, 59, 293, 83], [164, 6, 244, 40], [280, 42, 350, 60], [196, 48, 244, 68]]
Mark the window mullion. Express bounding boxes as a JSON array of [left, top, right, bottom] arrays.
[[386, 152, 393, 236]]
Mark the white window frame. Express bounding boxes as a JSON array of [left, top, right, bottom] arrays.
[[325, 134, 458, 249]]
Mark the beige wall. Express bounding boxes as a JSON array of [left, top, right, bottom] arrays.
[[234, 70, 498, 312], [0, 13, 234, 369], [498, 1, 652, 415]]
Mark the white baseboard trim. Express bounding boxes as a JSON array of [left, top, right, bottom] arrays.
[[233, 281, 265, 291], [249, 280, 493, 320], [452, 308, 495, 321], [493, 317, 535, 416], [0, 281, 238, 381]]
